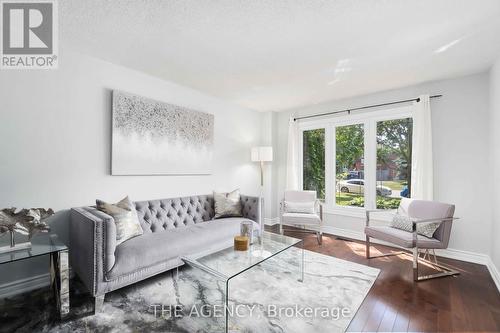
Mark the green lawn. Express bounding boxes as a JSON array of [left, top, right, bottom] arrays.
[[376, 180, 406, 190], [336, 192, 401, 209], [336, 192, 363, 206]]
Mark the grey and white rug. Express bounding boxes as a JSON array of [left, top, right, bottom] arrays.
[[0, 248, 379, 333]]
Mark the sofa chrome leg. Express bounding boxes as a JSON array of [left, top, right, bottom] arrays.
[[94, 295, 105, 314], [316, 231, 322, 245]]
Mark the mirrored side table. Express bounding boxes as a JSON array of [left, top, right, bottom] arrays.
[[0, 233, 69, 319]]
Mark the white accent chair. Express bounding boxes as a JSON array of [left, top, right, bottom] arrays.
[[280, 190, 323, 244], [365, 198, 459, 281]]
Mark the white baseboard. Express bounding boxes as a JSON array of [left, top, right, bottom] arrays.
[[264, 217, 279, 226], [0, 273, 49, 299], [487, 257, 500, 293]]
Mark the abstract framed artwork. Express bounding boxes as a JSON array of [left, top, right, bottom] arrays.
[[111, 90, 214, 175]]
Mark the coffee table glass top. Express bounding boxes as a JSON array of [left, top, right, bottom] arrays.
[[0, 233, 68, 265], [182, 231, 301, 281]]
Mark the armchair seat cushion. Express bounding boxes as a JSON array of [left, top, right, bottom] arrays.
[[365, 226, 444, 249], [107, 217, 260, 280], [282, 212, 321, 226]]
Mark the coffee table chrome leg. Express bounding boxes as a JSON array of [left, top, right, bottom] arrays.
[[50, 249, 70, 319], [299, 240, 304, 282], [225, 280, 229, 333]]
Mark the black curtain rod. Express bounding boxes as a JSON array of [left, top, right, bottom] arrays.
[[293, 94, 443, 121]]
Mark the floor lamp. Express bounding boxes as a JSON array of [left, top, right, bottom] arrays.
[[251, 146, 273, 249]]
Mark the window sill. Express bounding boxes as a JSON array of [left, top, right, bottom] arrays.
[[323, 206, 395, 222]]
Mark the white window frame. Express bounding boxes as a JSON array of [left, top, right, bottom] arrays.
[[298, 105, 414, 218]]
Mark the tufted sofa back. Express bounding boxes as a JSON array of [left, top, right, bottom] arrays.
[[134, 195, 214, 233], [133, 194, 260, 233]]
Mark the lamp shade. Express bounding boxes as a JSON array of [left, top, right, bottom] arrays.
[[251, 146, 273, 162]]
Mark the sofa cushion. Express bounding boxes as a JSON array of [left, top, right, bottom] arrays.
[[106, 217, 260, 280]]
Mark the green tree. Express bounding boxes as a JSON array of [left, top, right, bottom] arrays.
[[336, 124, 364, 175], [303, 129, 325, 198], [377, 118, 413, 193]]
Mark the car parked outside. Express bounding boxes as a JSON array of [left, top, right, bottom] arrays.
[[337, 179, 392, 197]]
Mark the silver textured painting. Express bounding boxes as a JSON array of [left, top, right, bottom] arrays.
[[112, 91, 214, 175]]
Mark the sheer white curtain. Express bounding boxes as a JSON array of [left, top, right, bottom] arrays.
[[286, 116, 299, 190], [411, 94, 434, 200]]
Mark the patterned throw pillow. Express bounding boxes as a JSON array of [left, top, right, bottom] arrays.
[[96, 196, 143, 245], [213, 189, 242, 219], [390, 213, 441, 238], [284, 201, 315, 214]]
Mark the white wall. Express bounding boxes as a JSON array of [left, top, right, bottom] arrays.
[[490, 59, 500, 270], [0, 50, 263, 286], [271, 72, 492, 257]]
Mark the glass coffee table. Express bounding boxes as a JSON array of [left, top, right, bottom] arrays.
[[181, 231, 303, 333], [0, 233, 69, 319]]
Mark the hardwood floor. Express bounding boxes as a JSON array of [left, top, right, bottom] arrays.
[[266, 225, 500, 332]]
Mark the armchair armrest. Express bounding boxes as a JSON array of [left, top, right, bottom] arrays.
[[410, 217, 459, 224], [70, 207, 117, 296], [365, 209, 398, 226]]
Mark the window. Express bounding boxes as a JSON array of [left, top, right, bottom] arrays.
[[336, 124, 364, 207], [299, 106, 413, 213], [302, 128, 325, 199], [376, 118, 413, 209]]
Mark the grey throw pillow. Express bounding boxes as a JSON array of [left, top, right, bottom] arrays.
[[213, 189, 243, 219], [96, 196, 143, 245], [390, 213, 441, 238]]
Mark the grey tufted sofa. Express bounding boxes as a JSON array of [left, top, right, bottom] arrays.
[[70, 194, 260, 311]]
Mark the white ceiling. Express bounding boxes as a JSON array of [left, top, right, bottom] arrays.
[[61, 0, 500, 112]]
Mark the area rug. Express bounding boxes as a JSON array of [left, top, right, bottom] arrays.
[[0, 248, 379, 333]]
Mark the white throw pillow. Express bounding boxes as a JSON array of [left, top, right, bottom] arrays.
[[213, 189, 243, 219], [284, 201, 315, 214], [96, 196, 143, 245]]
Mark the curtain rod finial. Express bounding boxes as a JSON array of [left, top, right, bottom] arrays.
[[416, 98, 421, 102]]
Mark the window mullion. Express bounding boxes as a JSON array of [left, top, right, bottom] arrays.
[[325, 125, 334, 208], [364, 120, 377, 210], [298, 129, 304, 190]]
